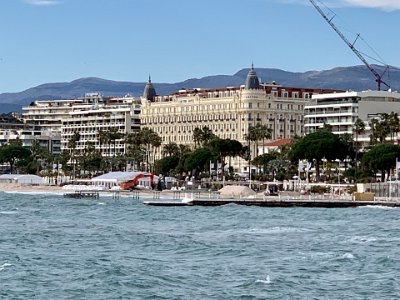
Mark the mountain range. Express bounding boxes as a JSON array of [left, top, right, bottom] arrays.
[[0, 64, 398, 113]]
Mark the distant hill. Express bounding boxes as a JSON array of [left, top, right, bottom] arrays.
[[0, 64, 399, 113]]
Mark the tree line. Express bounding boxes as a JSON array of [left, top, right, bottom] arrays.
[[1, 115, 400, 184]]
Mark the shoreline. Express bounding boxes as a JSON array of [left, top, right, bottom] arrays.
[[0, 183, 64, 194], [2, 183, 398, 205]]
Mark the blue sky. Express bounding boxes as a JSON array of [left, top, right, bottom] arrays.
[[0, 0, 399, 93]]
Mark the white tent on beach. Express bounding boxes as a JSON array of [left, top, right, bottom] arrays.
[[0, 174, 43, 185], [91, 172, 159, 189]]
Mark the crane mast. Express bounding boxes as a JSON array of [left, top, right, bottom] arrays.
[[309, 0, 389, 91]]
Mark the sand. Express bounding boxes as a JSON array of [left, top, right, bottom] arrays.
[[0, 183, 64, 194]]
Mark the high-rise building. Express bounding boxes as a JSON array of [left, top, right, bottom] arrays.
[[61, 95, 141, 157]]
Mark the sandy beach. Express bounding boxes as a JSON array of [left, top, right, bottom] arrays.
[[0, 183, 65, 194]]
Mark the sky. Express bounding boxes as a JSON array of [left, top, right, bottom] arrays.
[[0, 0, 399, 93]]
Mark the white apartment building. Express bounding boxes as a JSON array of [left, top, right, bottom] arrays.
[[304, 90, 400, 145], [21, 93, 140, 156], [61, 95, 141, 157], [22, 99, 85, 133], [22, 93, 114, 132], [140, 67, 339, 171]]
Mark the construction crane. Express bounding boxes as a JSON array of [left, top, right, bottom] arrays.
[[309, 0, 390, 91]]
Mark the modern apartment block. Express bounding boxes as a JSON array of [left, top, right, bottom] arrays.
[[22, 99, 85, 133], [304, 90, 400, 145], [61, 95, 141, 157], [21, 93, 140, 156], [0, 126, 61, 154]]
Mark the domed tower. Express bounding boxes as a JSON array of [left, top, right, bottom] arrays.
[[143, 75, 157, 101], [245, 64, 260, 90]]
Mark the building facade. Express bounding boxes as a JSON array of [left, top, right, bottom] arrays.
[[61, 95, 141, 157], [0, 121, 61, 155], [140, 67, 339, 169], [304, 90, 400, 145]]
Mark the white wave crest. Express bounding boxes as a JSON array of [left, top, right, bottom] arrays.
[[341, 253, 355, 259], [0, 211, 17, 215], [0, 263, 13, 271], [256, 275, 271, 284], [349, 236, 377, 244], [249, 226, 310, 234], [363, 205, 397, 210]]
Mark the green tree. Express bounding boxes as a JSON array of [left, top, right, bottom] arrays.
[[67, 131, 80, 179], [369, 115, 390, 144], [97, 129, 110, 157], [252, 152, 278, 175], [247, 123, 272, 158], [207, 138, 243, 180], [0, 143, 31, 174], [140, 127, 161, 172], [289, 129, 351, 181], [361, 144, 400, 182], [155, 156, 180, 176], [29, 139, 53, 175], [193, 126, 216, 147], [162, 142, 180, 157], [353, 117, 365, 177], [125, 132, 144, 171], [107, 128, 123, 171], [192, 127, 203, 148], [184, 147, 214, 178], [388, 112, 400, 142], [79, 141, 103, 177], [267, 159, 292, 181]]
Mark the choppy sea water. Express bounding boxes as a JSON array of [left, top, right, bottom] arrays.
[[1, 192, 400, 299]]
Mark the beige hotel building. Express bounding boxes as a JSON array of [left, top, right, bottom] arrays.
[[140, 67, 340, 169]]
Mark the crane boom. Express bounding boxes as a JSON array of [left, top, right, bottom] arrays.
[[309, 0, 389, 90]]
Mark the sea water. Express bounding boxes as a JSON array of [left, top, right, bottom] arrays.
[[1, 192, 400, 299]]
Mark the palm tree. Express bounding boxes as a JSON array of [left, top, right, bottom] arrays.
[[162, 142, 180, 157], [388, 112, 400, 143], [353, 118, 365, 147], [124, 132, 143, 170], [255, 123, 272, 155], [107, 128, 123, 171], [30, 139, 44, 174], [200, 126, 216, 146], [67, 131, 80, 179], [97, 129, 110, 156], [107, 128, 123, 157], [193, 127, 203, 148], [369, 117, 390, 144], [353, 117, 365, 178], [247, 123, 271, 165], [140, 127, 161, 172]]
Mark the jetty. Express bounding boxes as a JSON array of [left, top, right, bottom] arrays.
[[144, 198, 400, 208], [63, 190, 100, 199]]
